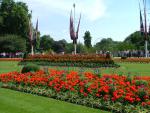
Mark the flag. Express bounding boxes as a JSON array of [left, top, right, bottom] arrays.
[[70, 10, 75, 41], [140, 9, 144, 35]]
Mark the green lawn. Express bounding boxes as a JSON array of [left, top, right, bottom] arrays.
[[101, 63, 150, 76], [0, 88, 109, 113], [49, 63, 150, 76], [1, 61, 150, 113], [1, 61, 150, 76], [0, 61, 22, 74]]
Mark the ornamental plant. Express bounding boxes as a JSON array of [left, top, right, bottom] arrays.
[[20, 54, 119, 68], [0, 70, 150, 112]]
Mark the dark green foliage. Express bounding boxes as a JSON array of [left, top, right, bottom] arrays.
[[135, 80, 148, 87], [94, 38, 120, 52], [40, 35, 54, 52], [124, 31, 150, 50], [0, 34, 26, 53], [83, 31, 92, 48], [116, 42, 136, 51], [52, 39, 67, 53], [0, 0, 30, 38], [65, 43, 88, 54], [21, 63, 40, 73], [23, 52, 28, 59], [121, 56, 127, 59], [20, 60, 119, 68], [137, 89, 147, 101]]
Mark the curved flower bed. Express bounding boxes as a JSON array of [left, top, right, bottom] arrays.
[[0, 70, 150, 112], [20, 54, 119, 68]]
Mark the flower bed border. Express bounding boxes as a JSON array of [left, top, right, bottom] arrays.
[[21, 54, 119, 68]]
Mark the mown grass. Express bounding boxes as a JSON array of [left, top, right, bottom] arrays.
[[48, 63, 150, 76], [1, 61, 150, 76], [1, 61, 150, 113], [0, 61, 22, 74], [0, 88, 109, 113]]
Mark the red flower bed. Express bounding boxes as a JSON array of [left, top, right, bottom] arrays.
[[20, 54, 118, 68], [24, 54, 110, 62], [0, 70, 150, 112]]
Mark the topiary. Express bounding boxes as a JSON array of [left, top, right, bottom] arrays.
[[21, 63, 40, 73]]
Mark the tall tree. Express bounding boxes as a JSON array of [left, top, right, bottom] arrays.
[[52, 39, 67, 53], [0, 34, 26, 53], [0, 0, 30, 38], [83, 31, 92, 48], [94, 38, 119, 52], [40, 35, 54, 52], [124, 31, 148, 49]]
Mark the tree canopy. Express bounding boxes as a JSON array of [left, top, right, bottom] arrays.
[[40, 35, 54, 52], [0, 34, 26, 53], [83, 31, 92, 48], [0, 0, 30, 38]]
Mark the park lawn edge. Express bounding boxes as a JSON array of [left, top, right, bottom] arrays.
[[0, 88, 110, 113]]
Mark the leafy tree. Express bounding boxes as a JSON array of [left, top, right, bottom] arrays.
[[65, 43, 74, 53], [94, 38, 118, 52], [0, 34, 26, 53], [65, 43, 88, 54], [52, 39, 67, 53], [77, 43, 88, 53], [0, 0, 30, 38], [116, 42, 136, 51], [40, 35, 54, 52], [83, 31, 92, 48], [124, 31, 150, 49]]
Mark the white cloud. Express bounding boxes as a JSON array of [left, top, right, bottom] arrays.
[[19, 0, 107, 21]]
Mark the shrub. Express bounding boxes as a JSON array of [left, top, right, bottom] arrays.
[[21, 63, 40, 73], [121, 56, 127, 59]]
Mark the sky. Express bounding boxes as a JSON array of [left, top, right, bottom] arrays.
[[17, 0, 150, 45]]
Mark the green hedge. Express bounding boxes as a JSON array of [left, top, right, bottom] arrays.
[[19, 60, 119, 68]]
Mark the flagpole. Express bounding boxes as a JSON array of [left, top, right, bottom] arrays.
[[30, 10, 34, 55], [73, 3, 77, 55], [143, 0, 148, 57]]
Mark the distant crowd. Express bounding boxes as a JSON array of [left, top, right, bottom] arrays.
[[0, 50, 149, 58], [0, 52, 23, 58], [115, 50, 148, 57], [97, 50, 149, 57]]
